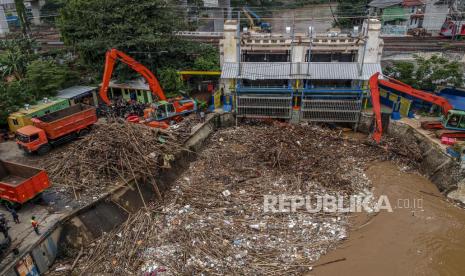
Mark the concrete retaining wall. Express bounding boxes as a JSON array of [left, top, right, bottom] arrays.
[[0, 113, 235, 276], [359, 113, 463, 194]]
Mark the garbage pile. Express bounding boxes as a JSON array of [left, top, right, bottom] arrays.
[[168, 113, 202, 142], [44, 120, 184, 201], [61, 123, 421, 275]]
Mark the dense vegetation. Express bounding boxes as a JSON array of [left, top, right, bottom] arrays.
[[0, 37, 77, 125], [57, 0, 219, 82], [0, 0, 220, 126], [384, 55, 464, 91]]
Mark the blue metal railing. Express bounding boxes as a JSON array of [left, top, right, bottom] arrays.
[[236, 83, 293, 94], [302, 87, 365, 99]]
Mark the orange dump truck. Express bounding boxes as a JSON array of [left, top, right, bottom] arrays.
[[16, 104, 97, 155], [0, 160, 50, 205]]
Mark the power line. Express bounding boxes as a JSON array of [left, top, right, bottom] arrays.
[[5, 11, 463, 23]]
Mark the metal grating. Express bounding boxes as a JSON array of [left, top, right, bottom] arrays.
[[301, 96, 363, 123], [236, 94, 293, 119]]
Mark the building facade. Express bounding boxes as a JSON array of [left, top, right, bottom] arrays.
[[0, 0, 45, 37], [219, 19, 384, 125]]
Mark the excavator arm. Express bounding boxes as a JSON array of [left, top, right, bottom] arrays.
[[242, 7, 256, 29], [369, 72, 454, 143], [99, 49, 166, 105], [369, 73, 384, 143]]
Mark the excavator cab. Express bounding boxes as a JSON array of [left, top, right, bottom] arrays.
[[152, 101, 177, 121], [444, 110, 465, 130]]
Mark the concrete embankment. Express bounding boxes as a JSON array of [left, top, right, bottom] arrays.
[[0, 113, 234, 276], [358, 113, 464, 197]]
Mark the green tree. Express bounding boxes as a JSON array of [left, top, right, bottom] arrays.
[[192, 48, 220, 71], [57, 0, 219, 85], [385, 55, 464, 91], [14, 0, 31, 35], [24, 60, 77, 100], [414, 55, 463, 91], [158, 68, 186, 96], [0, 81, 30, 125], [383, 61, 415, 85], [0, 37, 37, 80], [58, 0, 188, 72]]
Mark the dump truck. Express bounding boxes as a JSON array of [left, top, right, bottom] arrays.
[[16, 104, 97, 155], [7, 97, 70, 133], [0, 160, 51, 206]]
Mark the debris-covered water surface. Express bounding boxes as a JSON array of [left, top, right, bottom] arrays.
[[54, 123, 422, 275], [42, 115, 203, 204]]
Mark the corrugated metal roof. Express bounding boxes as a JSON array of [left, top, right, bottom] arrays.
[[221, 62, 382, 80], [57, 86, 97, 99], [108, 79, 150, 90]]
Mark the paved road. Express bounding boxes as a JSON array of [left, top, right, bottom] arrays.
[[0, 141, 73, 271]]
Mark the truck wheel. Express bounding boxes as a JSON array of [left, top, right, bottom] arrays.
[[37, 144, 51, 156], [79, 129, 90, 137]]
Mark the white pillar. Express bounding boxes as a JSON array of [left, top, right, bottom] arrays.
[[291, 46, 306, 63], [221, 20, 238, 64], [220, 20, 238, 96], [0, 5, 9, 38], [29, 0, 42, 25], [358, 18, 383, 64]]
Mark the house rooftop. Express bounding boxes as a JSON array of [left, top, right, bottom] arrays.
[[369, 0, 402, 9], [57, 86, 97, 99], [369, 0, 424, 8]]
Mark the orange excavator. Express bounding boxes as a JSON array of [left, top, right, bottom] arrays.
[[369, 72, 465, 143], [99, 49, 196, 128]]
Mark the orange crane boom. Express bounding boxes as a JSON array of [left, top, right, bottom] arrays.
[[369, 72, 454, 143], [99, 49, 166, 105]]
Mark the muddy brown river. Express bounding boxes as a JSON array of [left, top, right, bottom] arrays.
[[313, 161, 465, 276]]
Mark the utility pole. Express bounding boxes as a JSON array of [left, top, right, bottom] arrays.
[[14, 0, 30, 37], [237, 11, 241, 78]]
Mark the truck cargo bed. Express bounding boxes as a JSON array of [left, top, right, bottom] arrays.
[[39, 104, 92, 123], [0, 175, 28, 187], [32, 104, 97, 140], [0, 160, 51, 204]]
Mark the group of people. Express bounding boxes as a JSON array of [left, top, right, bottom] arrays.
[[0, 207, 41, 242]]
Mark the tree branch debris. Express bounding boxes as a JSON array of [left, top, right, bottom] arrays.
[[48, 122, 421, 275]]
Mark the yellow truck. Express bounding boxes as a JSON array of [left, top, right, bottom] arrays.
[[7, 98, 70, 132]]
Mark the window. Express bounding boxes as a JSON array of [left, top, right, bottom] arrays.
[[447, 115, 460, 127], [12, 119, 18, 126], [167, 104, 175, 113], [30, 134, 39, 141]]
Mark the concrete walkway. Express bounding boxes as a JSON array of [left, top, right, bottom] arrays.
[[0, 203, 65, 269], [0, 141, 71, 270]]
